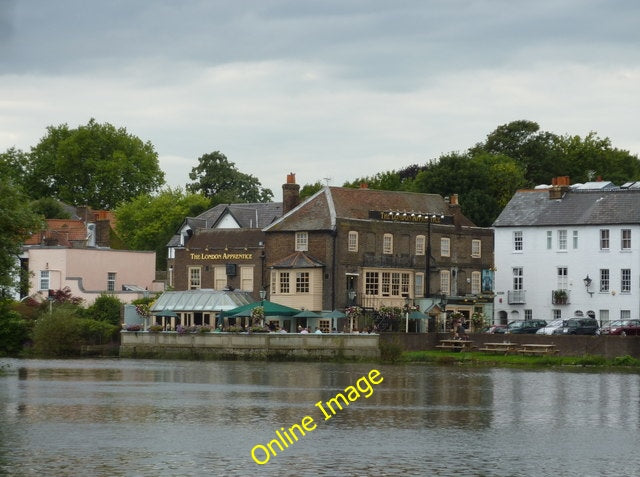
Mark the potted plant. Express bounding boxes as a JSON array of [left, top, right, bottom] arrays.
[[553, 289, 568, 304]]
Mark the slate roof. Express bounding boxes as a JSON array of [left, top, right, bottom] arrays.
[[265, 186, 455, 232], [186, 228, 266, 249], [493, 188, 640, 227], [270, 251, 325, 268], [194, 202, 283, 229]]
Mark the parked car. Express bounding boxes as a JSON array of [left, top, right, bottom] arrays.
[[507, 320, 547, 334], [599, 319, 640, 336], [536, 319, 565, 335], [554, 317, 599, 335], [481, 324, 507, 334]]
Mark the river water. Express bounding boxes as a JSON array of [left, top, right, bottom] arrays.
[[0, 358, 638, 477]]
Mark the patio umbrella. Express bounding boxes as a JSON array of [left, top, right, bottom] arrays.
[[321, 310, 347, 332], [293, 310, 322, 318], [155, 310, 178, 318], [221, 300, 300, 318]]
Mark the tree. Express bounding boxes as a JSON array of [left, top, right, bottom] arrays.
[[0, 299, 30, 356], [86, 294, 123, 326], [299, 181, 324, 200], [30, 197, 71, 219], [0, 147, 29, 186], [115, 188, 210, 269], [187, 151, 273, 204], [0, 178, 43, 295], [24, 119, 165, 209]]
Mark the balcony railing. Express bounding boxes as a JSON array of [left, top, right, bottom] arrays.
[[507, 290, 526, 304], [551, 290, 570, 305]]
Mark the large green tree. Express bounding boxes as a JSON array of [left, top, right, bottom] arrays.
[[0, 178, 43, 295], [187, 151, 273, 204], [23, 119, 165, 209], [114, 188, 210, 269]]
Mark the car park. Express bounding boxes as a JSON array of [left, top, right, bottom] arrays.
[[554, 317, 599, 335], [599, 319, 640, 336], [536, 319, 564, 335], [507, 320, 547, 334]]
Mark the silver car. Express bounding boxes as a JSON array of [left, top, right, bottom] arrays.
[[536, 319, 564, 335]]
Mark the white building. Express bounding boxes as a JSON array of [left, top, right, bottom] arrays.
[[493, 177, 640, 326]]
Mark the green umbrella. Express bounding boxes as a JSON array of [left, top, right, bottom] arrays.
[[221, 300, 300, 318]]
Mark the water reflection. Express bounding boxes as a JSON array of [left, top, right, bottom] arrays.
[[1, 359, 639, 476]]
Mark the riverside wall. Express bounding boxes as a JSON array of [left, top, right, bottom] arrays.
[[380, 332, 640, 359], [120, 331, 380, 360]]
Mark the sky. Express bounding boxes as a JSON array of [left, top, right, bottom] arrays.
[[1, 0, 639, 200]]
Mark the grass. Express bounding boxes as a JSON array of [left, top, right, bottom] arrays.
[[400, 350, 640, 369]]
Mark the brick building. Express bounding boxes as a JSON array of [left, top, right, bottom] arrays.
[[264, 181, 495, 330]]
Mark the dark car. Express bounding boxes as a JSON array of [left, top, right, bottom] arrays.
[[554, 317, 599, 335], [507, 320, 547, 334], [599, 319, 640, 336]]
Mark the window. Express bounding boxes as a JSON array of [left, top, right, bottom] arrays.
[[240, 266, 253, 292], [546, 231, 552, 249], [365, 272, 379, 295], [557, 267, 568, 290], [471, 271, 481, 294], [513, 231, 523, 251], [513, 267, 523, 291], [107, 272, 116, 292], [414, 273, 424, 297], [553, 309, 562, 320], [524, 309, 533, 320], [318, 319, 331, 333], [440, 237, 450, 257], [573, 230, 579, 249], [214, 266, 227, 290], [188, 267, 201, 290], [296, 272, 309, 293], [295, 232, 308, 251], [600, 229, 610, 250], [621, 269, 631, 293], [557, 230, 567, 250], [415, 235, 425, 255], [383, 234, 393, 254], [599, 309, 609, 325], [39, 270, 50, 291], [364, 270, 411, 297], [440, 270, 451, 295], [599, 269, 609, 292], [348, 231, 358, 252], [280, 272, 290, 294], [621, 229, 631, 250], [621, 310, 631, 320], [471, 239, 481, 258]]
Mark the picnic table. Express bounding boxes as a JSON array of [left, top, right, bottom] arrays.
[[518, 343, 559, 356], [435, 339, 475, 352], [478, 342, 520, 355]]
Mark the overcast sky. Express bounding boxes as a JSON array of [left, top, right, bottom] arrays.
[[2, 0, 639, 199]]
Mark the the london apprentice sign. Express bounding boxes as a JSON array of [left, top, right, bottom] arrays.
[[189, 252, 253, 261]]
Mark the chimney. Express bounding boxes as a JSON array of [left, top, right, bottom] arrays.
[[549, 176, 571, 199], [359, 182, 368, 189], [282, 173, 300, 214]]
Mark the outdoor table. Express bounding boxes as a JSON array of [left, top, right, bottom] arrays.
[[435, 339, 474, 352], [478, 342, 520, 355], [518, 344, 559, 356]]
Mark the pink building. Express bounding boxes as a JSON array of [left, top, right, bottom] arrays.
[[25, 246, 163, 305]]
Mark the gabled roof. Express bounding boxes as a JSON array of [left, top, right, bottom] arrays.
[[269, 251, 325, 268], [194, 202, 283, 229], [186, 228, 266, 249], [493, 189, 640, 227], [24, 219, 87, 246], [265, 186, 452, 232]]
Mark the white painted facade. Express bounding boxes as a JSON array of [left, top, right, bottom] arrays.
[[494, 185, 640, 326]]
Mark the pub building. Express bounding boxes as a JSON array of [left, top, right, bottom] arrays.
[[168, 174, 494, 332], [264, 179, 495, 332]]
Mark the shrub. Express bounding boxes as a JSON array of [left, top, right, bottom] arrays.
[[32, 306, 84, 357], [0, 301, 30, 356], [86, 294, 123, 326], [379, 337, 403, 362]]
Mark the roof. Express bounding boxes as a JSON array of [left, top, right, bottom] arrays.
[[194, 202, 283, 229], [265, 186, 454, 232], [150, 289, 254, 313], [186, 228, 266, 249], [269, 251, 325, 268], [24, 219, 87, 246], [493, 188, 640, 227]]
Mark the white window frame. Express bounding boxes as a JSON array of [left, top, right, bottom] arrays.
[[296, 272, 310, 293], [572, 230, 579, 249], [240, 266, 253, 292], [39, 270, 50, 291], [471, 239, 481, 258], [348, 231, 358, 252], [546, 231, 552, 249], [440, 270, 451, 295], [415, 235, 425, 256], [107, 272, 116, 292], [599, 269, 609, 292], [188, 266, 201, 290], [214, 265, 227, 290], [471, 271, 481, 294], [280, 272, 290, 294], [558, 230, 567, 250], [414, 272, 424, 297], [621, 268, 631, 293], [621, 229, 631, 250], [440, 237, 450, 257], [383, 233, 393, 254], [600, 229, 610, 250], [513, 231, 523, 251], [295, 232, 308, 252]]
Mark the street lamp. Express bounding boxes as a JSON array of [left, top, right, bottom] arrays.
[[438, 293, 448, 332], [259, 289, 266, 326], [348, 290, 356, 332], [404, 295, 410, 333]]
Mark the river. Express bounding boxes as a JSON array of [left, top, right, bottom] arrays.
[[0, 358, 638, 476]]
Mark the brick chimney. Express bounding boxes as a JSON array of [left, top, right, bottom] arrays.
[[549, 176, 570, 199], [282, 173, 300, 214]]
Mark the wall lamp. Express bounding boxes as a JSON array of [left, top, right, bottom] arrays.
[[583, 275, 594, 297]]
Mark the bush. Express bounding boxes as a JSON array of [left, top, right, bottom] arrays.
[[86, 294, 123, 326], [32, 306, 84, 357], [379, 337, 403, 362], [0, 302, 30, 356]]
